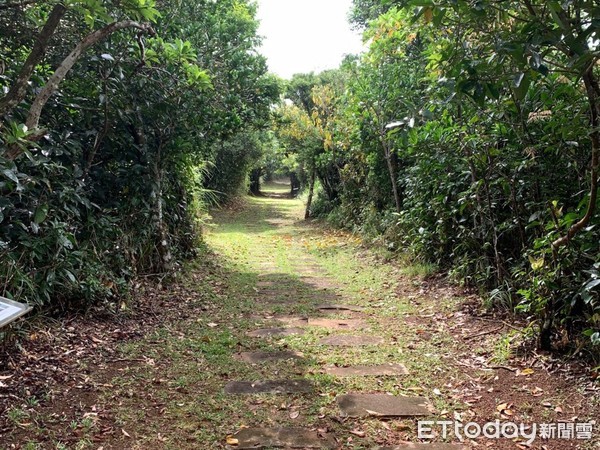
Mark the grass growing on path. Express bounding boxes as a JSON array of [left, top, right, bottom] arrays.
[[98, 183, 465, 449], [4, 182, 598, 449]]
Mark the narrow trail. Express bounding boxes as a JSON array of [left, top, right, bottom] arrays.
[[2, 181, 597, 449], [205, 182, 449, 449]]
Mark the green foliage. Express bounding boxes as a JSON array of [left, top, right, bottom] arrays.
[[0, 0, 278, 312], [275, 0, 600, 354], [204, 131, 268, 203]]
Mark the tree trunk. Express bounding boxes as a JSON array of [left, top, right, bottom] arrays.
[[152, 143, 173, 273], [383, 140, 401, 212], [541, 67, 600, 350], [249, 168, 261, 195], [552, 68, 599, 249], [305, 165, 316, 220], [290, 172, 300, 197]]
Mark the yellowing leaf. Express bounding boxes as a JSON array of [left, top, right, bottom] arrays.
[[521, 368, 535, 376], [424, 7, 433, 23], [226, 436, 239, 445], [528, 255, 545, 271]]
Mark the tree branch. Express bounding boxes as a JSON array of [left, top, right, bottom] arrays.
[[0, 3, 66, 116], [25, 20, 155, 131], [3, 20, 155, 160], [552, 67, 600, 249]]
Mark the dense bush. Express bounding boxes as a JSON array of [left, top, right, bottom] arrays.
[[276, 2, 600, 353], [0, 0, 279, 312]]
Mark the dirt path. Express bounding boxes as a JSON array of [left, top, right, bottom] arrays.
[[0, 182, 598, 449]]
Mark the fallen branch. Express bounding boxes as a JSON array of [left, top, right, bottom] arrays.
[[464, 325, 504, 340], [473, 316, 524, 333], [487, 365, 518, 372]]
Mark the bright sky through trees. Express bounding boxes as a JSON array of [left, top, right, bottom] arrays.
[[255, 0, 365, 79]]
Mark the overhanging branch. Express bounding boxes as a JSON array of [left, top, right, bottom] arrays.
[[4, 20, 155, 160], [0, 3, 66, 116]]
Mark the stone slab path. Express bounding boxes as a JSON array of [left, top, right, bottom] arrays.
[[233, 427, 334, 449], [323, 363, 408, 376], [276, 316, 366, 330], [211, 186, 463, 449], [337, 394, 432, 417], [224, 380, 313, 394], [316, 303, 365, 312]]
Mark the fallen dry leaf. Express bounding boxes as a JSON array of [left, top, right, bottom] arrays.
[[289, 411, 300, 419], [349, 429, 366, 437], [531, 387, 544, 397], [226, 436, 239, 445], [496, 403, 508, 412]]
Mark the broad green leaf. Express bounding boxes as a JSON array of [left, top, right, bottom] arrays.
[[33, 204, 49, 225]]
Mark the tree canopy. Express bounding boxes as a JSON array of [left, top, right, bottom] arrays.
[[273, 0, 600, 352], [0, 0, 279, 309], [1, 0, 598, 354]]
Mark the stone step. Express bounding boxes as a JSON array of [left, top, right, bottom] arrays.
[[337, 393, 431, 417], [225, 379, 313, 394], [276, 316, 366, 330], [316, 303, 364, 312], [324, 363, 408, 376], [376, 445, 467, 450], [247, 327, 305, 337], [310, 317, 366, 330], [235, 351, 304, 364], [232, 427, 334, 449], [319, 335, 384, 346]]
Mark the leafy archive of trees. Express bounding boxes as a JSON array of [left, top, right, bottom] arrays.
[[1, 0, 599, 355]]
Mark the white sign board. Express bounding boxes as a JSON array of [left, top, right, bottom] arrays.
[[0, 297, 32, 328]]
